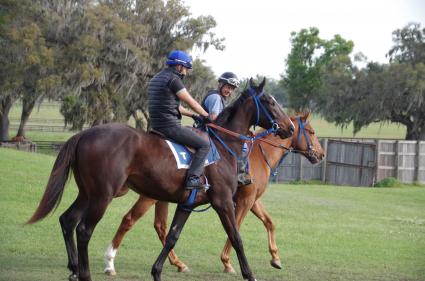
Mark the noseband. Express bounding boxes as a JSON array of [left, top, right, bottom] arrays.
[[258, 116, 317, 176]]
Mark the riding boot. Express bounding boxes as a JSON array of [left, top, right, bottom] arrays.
[[237, 156, 253, 187], [185, 175, 209, 190]]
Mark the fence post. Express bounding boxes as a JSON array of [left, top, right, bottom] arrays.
[[321, 138, 328, 183], [374, 139, 381, 184], [299, 154, 304, 181], [415, 141, 420, 182], [395, 140, 400, 180]]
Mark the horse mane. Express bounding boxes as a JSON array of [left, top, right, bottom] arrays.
[[214, 91, 250, 126], [293, 111, 311, 121]]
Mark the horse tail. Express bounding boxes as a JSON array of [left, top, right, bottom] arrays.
[[26, 133, 82, 224]]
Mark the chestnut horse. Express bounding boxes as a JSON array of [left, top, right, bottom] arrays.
[[27, 78, 294, 281], [103, 112, 325, 275]]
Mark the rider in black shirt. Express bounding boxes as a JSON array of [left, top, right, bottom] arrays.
[[148, 50, 210, 190]]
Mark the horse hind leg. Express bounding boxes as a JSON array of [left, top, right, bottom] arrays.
[[104, 196, 157, 276], [250, 200, 282, 269], [77, 194, 113, 281], [59, 195, 88, 281]]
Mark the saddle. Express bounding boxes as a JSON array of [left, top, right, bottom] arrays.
[[149, 127, 210, 154], [149, 127, 220, 169]]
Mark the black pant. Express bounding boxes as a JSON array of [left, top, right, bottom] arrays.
[[156, 126, 210, 177]]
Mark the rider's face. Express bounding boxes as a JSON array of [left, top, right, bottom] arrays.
[[176, 65, 188, 76], [220, 84, 236, 98]]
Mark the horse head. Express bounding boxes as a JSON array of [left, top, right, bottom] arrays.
[[241, 78, 294, 139], [291, 111, 325, 164]]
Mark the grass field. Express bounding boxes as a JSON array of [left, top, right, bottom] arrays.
[[0, 148, 424, 281], [8, 102, 406, 142]]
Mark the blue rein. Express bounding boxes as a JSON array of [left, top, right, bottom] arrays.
[[181, 87, 282, 212], [264, 116, 312, 177], [208, 87, 280, 160]]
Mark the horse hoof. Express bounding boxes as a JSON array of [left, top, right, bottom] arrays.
[[270, 259, 282, 269], [223, 267, 236, 274], [178, 265, 190, 273], [104, 269, 117, 276], [68, 274, 78, 281]]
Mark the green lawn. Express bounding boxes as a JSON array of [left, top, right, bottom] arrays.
[[8, 102, 407, 142], [0, 148, 424, 281]]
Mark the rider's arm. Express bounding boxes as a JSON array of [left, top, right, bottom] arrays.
[[176, 89, 209, 117], [178, 105, 194, 117], [203, 94, 222, 121]]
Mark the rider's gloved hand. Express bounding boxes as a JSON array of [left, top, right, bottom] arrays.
[[202, 115, 212, 124], [191, 114, 203, 124]]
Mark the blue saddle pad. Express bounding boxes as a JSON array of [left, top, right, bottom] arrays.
[[166, 139, 220, 169]]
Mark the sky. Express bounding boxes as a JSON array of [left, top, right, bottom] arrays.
[[185, 0, 425, 80]]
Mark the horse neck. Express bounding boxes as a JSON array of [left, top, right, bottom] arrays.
[[289, 118, 301, 151], [259, 134, 292, 170], [222, 105, 254, 135], [214, 106, 255, 158]]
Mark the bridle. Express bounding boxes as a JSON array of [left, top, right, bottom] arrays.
[[258, 116, 317, 176], [180, 87, 288, 212], [205, 86, 284, 160]]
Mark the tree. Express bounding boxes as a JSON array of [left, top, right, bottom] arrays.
[[282, 27, 353, 111], [388, 22, 425, 65], [318, 23, 425, 140], [0, 0, 44, 141], [59, 0, 224, 130]]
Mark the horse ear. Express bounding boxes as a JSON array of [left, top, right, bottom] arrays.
[[258, 77, 266, 93], [302, 109, 311, 121], [249, 77, 254, 87]]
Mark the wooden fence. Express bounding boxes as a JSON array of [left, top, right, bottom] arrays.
[[7, 138, 425, 187], [0, 141, 36, 152], [273, 138, 425, 186]]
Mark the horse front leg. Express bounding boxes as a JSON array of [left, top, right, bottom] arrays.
[[104, 196, 157, 275], [154, 201, 189, 272], [151, 206, 191, 281], [250, 199, 281, 269], [221, 195, 255, 274], [213, 199, 256, 281]]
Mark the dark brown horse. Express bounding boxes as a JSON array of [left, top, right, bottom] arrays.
[[27, 78, 295, 281], [103, 112, 325, 275]]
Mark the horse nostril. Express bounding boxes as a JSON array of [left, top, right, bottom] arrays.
[[290, 123, 295, 134]]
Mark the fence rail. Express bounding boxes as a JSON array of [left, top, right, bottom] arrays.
[[9, 124, 88, 132], [273, 138, 425, 186]]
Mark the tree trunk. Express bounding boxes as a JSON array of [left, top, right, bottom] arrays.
[[141, 110, 150, 131], [132, 111, 146, 130], [405, 123, 425, 140], [0, 95, 14, 141], [16, 98, 36, 138]]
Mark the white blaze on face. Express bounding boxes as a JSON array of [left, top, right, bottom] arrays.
[[270, 95, 294, 130]]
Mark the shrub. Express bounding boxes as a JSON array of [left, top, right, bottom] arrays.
[[374, 177, 401, 187]]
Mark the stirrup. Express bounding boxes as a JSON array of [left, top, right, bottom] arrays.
[[238, 173, 253, 186], [185, 175, 210, 191]]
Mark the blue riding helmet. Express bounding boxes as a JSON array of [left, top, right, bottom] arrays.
[[166, 50, 193, 69]]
